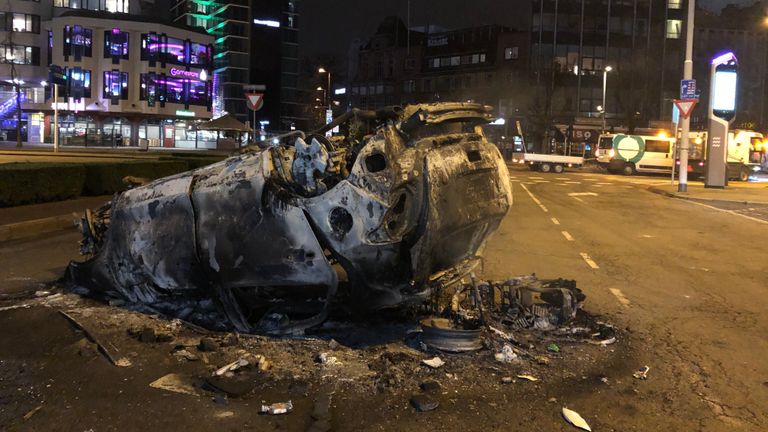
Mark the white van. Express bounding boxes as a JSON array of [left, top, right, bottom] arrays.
[[596, 133, 676, 175], [683, 130, 767, 181]]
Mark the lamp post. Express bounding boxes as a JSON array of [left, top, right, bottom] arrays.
[[601, 65, 613, 132], [318, 67, 331, 107], [678, 0, 695, 192]]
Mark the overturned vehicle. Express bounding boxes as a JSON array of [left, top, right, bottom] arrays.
[[66, 103, 513, 334]]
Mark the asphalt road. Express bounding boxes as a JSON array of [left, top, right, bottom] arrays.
[[483, 166, 768, 430], [0, 167, 766, 430]]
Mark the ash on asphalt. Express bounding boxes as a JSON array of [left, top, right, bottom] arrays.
[[0, 292, 639, 431]]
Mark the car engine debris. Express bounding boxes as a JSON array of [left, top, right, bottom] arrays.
[[66, 103, 516, 335]]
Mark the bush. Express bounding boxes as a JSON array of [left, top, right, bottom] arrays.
[[0, 163, 86, 207], [81, 160, 191, 196]]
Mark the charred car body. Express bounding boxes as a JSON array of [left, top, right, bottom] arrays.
[[67, 103, 513, 334]]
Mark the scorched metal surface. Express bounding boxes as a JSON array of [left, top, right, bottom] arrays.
[[67, 103, 513, 334]]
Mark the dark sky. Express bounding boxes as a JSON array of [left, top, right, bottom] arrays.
[[299, 0, 758, 59]]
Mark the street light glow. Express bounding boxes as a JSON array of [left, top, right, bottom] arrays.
[[605, 66, 613, 72], [316, 86, 323, 91], [318, 67, 327, 73]]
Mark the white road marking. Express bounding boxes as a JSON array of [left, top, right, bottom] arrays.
[[534, 180, 551, 183], [519, 183, 548, 213], [555, 177, 569, 180], [565, 181, 582, 184], [556, 183, 569, 186], [680, 199, 768, 226], [585, 178, 599, 182], [572, 196, 585, 203], [580, 252, 600, 269], [561, 231, 575, 241], [592, 185, 603, 188], [641, 234, 654, 238], [509, 179, 520, 182], [609, 288, 630, 307], [568, 192, 598, 197], [596, 182, 613, 185], [551, 217, 560, 225], [529, 176, 544, 179]]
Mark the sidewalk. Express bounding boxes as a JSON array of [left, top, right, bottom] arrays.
[[648, 182, 768, 205], [0, 195, 111, 242]]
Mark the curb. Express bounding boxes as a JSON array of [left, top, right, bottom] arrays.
[[0, 212, 81, 243], [647, 186, 768, 206]]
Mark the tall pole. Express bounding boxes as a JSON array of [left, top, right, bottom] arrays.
[[406, 0, 411, 55], [602, 69, 608, 131], [678, 0, 695, 193], [327, 72, 331, 107], [54, 83, 59, 153]]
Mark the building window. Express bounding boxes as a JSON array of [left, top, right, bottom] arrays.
[[64, 25, 93, 59], [141, 73, 211, 107], [54, 0, 128, 12], [0, 13, 40, 33], [103, 70, 128, 100], [505, 47, 519, 60], [64, 67, 91, 99], [189, 42, 211, 67], [140, 73, 157, 106], [668, 0, 681, 9], [0, 45, 40, 65], [666, 20, 682, 39], [104, 29, 129, 60]]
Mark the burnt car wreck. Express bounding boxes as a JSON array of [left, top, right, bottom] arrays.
[[67, 103, 516, 335]]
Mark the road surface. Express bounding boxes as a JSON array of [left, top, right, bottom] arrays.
[[0, 167, 766, 431]]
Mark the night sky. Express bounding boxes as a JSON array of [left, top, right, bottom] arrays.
[[299, 0, 759, 58]]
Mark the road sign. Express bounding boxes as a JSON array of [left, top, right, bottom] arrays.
[[680, 79, 697, 100], [246, 93, 264, 111], [673, 99, 697, 119]]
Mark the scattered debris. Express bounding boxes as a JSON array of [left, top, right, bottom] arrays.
[[149, 373, 199, 396], [547, 343, 561, 353], [562, 407, 592, 431], [422, 357, 445, 369], [215, 411, 234, 419], [213, 358, 250, 376], [172, 349, 199, 362], [410, 394, 439, 412], [22, 404, 43, 420], [58, 310, 123, 367], [600, 377, 609, 384], [501, 377, 514, 384], [420, 317, 483, 353], [517, 374, 539, 382], [316, 352, 341, 366], [494, 344, 518, 363], [633, 366, 650, 380], [419, 380, 441, 393], [198, 337, 218, 352], [260, 401, 293, 415]]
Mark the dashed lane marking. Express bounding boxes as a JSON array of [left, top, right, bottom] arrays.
[[561, 231, 575, 241], [565, 181, 582, 184], [533, 180, 550, 183], [528, 176, 544, 179], [572, 196, 585, 203], [551, 217, 560, 225], [519, 183, 548, 213], [584, 178, 599, 181], [609, 288, 630, 307], [596, 182, 613, 185], [580, 252, 600, 269], [568, 192, 598, 197]]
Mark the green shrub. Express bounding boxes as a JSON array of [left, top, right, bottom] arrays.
[[81, 160, 190, 196], [0, 163, 86, 207]]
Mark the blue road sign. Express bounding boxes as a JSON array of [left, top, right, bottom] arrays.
[[681, 79, 697, 100]]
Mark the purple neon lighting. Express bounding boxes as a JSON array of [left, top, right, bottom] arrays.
[[711, 51, 736, 65]]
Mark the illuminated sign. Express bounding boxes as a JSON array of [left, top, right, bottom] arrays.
[[712, 71, 736, 112], [254, 19, 280, 28], [169, 68, 208, 81], [176, 109, 195, 117]]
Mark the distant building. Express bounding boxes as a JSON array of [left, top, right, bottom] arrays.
[[172, 0, 306, 131], [0, 1, 223, 147], [347, 17, 530, 119], [531, 0, 685, 129], [692, 3, 768, 129]]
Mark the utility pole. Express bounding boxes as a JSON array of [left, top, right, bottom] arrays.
[[678, 0, 695, 192]]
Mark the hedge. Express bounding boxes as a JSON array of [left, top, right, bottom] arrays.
[[0, 156, 226, 207], [0, 163, 86, 207]]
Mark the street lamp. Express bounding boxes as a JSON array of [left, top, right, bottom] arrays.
[[601, 66, 613, 132], [318, 67, 331, 107]]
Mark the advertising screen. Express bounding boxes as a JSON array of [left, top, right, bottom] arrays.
[[712, 70, 737, 112]]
